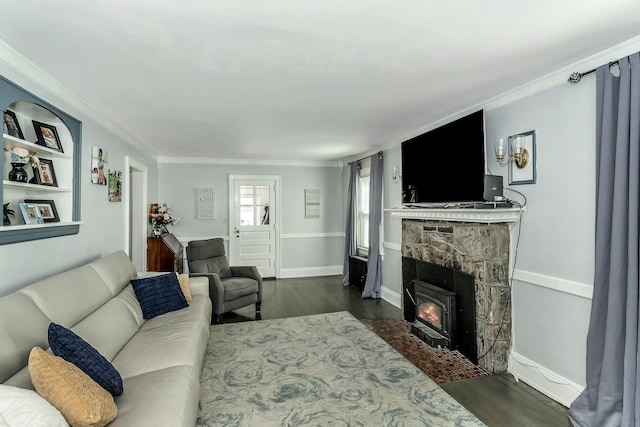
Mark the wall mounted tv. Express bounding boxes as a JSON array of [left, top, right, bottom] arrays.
[[401, 110, 486, 205]]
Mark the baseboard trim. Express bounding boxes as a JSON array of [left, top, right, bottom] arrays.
[[381, 286, 401, 308], [509, 351, 584, 408], [279, 265, 342, 278]]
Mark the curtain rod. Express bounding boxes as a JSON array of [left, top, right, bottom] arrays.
[[348, 151, 383, 165], [568, 60, 619, 84]]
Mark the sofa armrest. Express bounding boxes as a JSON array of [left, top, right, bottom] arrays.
[[189, 272, 224, 314], [230, 266, 263, 302], [187, 276, 209, 298]]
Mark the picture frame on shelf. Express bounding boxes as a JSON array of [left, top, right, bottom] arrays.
[[32, 120, 64, 153], [3, 110, 24, 139], [24, 199, 59, 223], [19, 202, 44, 225], [31, 158, 58, 187]]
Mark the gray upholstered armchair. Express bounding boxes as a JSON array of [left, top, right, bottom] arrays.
[[186, 238, 262, 323]]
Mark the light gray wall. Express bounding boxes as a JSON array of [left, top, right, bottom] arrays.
[[485, 81, 595, 387], [0, 59, 158, 296], [158, 162, 344, 271], [347, 79, 595, 394]]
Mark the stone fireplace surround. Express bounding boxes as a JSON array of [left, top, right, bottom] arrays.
[[393, 207, 520, 373]]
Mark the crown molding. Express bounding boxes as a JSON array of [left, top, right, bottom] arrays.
[[159, 156, 340, 168]]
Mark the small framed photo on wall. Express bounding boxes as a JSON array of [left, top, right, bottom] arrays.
[[508, 130, 536, 185]]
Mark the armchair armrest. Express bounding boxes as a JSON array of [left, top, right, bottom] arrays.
[[189, 272, 224, 314], [230, 266, 263, 302]]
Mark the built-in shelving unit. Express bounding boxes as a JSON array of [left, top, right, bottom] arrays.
[[0, 75, 81, 245]]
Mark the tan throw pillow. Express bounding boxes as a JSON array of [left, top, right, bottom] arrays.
[[177, 273, 192, 302], [28, 347, 117, 427]]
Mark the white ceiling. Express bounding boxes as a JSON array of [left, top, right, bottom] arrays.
[[1, 1, 639, 161]]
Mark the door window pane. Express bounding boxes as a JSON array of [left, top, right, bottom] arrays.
[[239, 184, 270, 226]]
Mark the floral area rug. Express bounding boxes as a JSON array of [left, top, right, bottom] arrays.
[[197, 311, 485, 426]]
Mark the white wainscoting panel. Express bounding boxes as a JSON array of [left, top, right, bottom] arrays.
[[512, 269, 593, 300]]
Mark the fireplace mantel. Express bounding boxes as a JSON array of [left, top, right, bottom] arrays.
[[386, 206, 525, 224]]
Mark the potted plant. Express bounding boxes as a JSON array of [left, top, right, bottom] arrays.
[[3, 203, 15, 226]]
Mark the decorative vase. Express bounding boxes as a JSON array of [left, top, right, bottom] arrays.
[[151, 223, 169, 237], [8, 162, 28, 183]]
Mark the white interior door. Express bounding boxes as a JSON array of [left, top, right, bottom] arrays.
[[229, 176, 278, 278]]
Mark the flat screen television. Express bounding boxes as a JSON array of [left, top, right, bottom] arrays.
[[401, 110, 486, 205]]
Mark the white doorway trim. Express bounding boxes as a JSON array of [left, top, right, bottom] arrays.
[[228, 174, 281, 278], [124, 156, 148, 272]]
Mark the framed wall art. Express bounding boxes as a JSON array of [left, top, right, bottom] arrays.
[[197, 187, 214, 220], [305, 189, 320, 218], [91, 146, 107, 185], [32, 120, 64, 153], [508, 130, 537, 185], [24, 199, 59, 223]]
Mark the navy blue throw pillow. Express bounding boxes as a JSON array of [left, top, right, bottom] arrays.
[[130, 272, 188, 320], [48, 323, 124, 396]]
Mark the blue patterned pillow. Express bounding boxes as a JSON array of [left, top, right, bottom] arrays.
[[48, 323, 124, 396], [131, 272, 188, 319]]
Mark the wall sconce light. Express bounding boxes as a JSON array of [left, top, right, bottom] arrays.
[[494, 136, 529, 168], [392, 166, 402, 183]]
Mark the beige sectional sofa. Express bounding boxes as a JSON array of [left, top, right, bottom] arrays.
[[0, 250, 212, 426]]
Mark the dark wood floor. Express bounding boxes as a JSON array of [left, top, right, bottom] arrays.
[[224, 275, 571, 427]]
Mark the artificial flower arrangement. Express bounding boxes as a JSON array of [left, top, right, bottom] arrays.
[[148, 203, 180, 237]]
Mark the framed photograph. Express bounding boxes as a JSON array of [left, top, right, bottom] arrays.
[[31, 158, 58, 187], [91, 146, 107, 185], [32, 120, 64, 153], [108, 169, 122, 202], [23, 199, 59, 223], [508, 130, 537, 185], [3, 110, 24, 139], [19, 203, 44, 225]]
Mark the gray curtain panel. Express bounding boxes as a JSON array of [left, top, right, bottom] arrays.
[[362, 153, 383, 298], [342, 162, 359, 286], [569, 53, 640, 427]]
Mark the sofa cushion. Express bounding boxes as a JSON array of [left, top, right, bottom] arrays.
[[222, 277, 259, 301], [19, 264, 112, 328], [111, 366, 199, 427], [28, 347, 118, 427], [0, 292, 50, 384], [112, 295, 211, 380], [48, 323, 123, 396], [131, 273, 188, 319], [0, 384, 69, 426]]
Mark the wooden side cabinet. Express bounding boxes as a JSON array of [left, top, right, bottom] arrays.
[[349, 255, 368, 289], [147, 233, 184, 273]]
